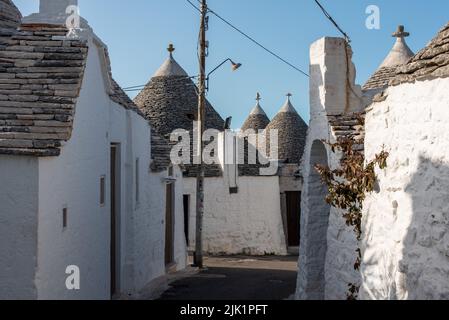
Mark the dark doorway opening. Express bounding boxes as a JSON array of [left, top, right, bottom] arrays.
[[286, 191, 301, 247], [183, 195, 190, 245], [165, 183, 175, 266], [110, 144, 121, 298]]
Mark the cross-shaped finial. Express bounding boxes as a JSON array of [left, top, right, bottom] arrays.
[[167, 43, 175, 55], [392, 25, 409, 38], [256, 92, 261, 102]]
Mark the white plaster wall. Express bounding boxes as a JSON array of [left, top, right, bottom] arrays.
[[35, 38, 160, 299], [0, 155, 39, 299], [296, 37, 361, 300], [184, 176, 287, 256], [360, 77, 449, 300], [136, 170, 165, 289], [138, 167, 187, 292]]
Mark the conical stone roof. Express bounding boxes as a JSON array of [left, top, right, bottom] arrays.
[[265, 95, 308, 164], [241, 93, 270, 132], [134, 45, 224, 138], [391, 22, 449, 86], [153, 52, 188, 77], [0, 0, 21, 34], [363, 25, 415, 91], [134, 44, 224, 177]]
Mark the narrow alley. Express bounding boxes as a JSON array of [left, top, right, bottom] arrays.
[[158, 256, 298, 300]]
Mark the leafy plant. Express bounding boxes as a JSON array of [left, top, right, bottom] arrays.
[[314, 118, 389, 300]]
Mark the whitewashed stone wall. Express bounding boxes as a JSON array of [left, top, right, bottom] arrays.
[[0, 2, 187, 300], [360, 77, 449, 300], [35, 37, 156, 299], [142, 168, 187, 287], [7, 36, 186, 300], [184, 176, 287, 256], [296, 37, 361, 300], [0, 155, 39, 300]]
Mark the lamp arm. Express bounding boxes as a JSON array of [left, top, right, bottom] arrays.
[[207, 58, 232, 79]]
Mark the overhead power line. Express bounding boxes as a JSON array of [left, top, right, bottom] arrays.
[[313, 0, 351, 43], [123, 84, 145, 90], [189, 0, 309, 77], [186, 0, 201, 13], [124, 1, 310, 91], [206, 8, 309, 77]]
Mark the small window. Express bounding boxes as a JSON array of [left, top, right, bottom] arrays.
[[62, 207, 68, 229], [168, 165, 174, 177], [100, 175, 106, 206], [135, 158, 140, 204]]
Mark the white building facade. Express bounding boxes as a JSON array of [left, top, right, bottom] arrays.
[[0, 0, 186, 300], [296, 24, 449, 300], [134, 51, 308, 257]]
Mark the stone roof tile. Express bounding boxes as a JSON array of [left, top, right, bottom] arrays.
[[0, 0, 21, 35], [109, 78, 145, 117], [392, 22, 449, 86], [150, 128, 172, 172], [328, 113, 365, 155], [134, 49, 225, 177], [363, 26, 414, 91], [241, 94, 270, 132], [0, 24, 88, 156], [362, 66, 398, 91], [265, 96, 308, 165]]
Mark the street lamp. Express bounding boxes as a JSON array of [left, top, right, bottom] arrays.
[[193, 57, 241, 269], [194, 0, 242, 269], [206, 58, 242, 91]]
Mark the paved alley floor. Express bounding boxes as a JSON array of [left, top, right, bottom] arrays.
[[158, 256, 298, 300]]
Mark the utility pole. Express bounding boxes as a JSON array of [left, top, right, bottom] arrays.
[[194, 0, 207, 269]]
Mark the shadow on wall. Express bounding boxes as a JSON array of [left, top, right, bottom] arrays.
[[400, 155, 449, 299], [309, 64, 325, 116], [298, 140, 330, 300]]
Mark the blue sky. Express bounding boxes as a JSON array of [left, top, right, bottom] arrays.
[[14, 0, 449, 128]]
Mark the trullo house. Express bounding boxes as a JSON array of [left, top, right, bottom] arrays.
[[134, 49, 309, 255], [296, 23, 449, 300], [0, 0, 187, 300]]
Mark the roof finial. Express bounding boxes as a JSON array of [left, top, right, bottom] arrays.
[[392, 25, 409, 38], [167, 43, 175, 57], [286, 93, 292, 101], [256, 92, 261, 103]]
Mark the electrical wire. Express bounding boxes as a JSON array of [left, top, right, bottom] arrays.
[[313, 0, 351, 43], [125, 0, 311, 91], [200, 2, 309, 77], [123, 85, 146, 90], [186, 0, 201, 12]]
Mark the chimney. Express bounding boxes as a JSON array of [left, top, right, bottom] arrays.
[[23, 0, 83, 27], [309, 37, 363, 117], [39, 0, 78, 15]]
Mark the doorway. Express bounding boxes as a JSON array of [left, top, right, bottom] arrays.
[[110, 144, 121, 298], [286, 191, 301, 247], [165, 183, 175, 266], [183, 195, 190, 246]]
